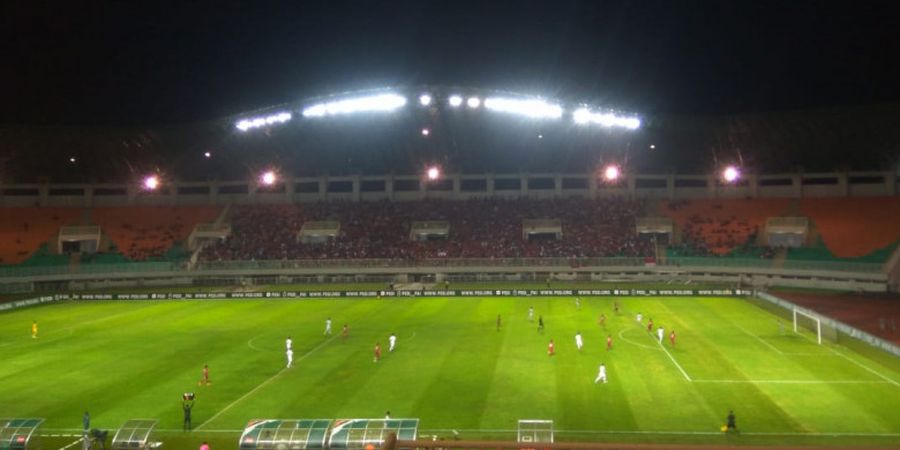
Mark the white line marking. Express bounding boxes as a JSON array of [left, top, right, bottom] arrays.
[[648, 329, 691, 381], [616, 328, 656, 350], [734, 323, 783, 355], [246, 335, 276, 353], [195, 335, 338, 430], [693, 379, 890, 384], [58, 437, 83, 450], [796, 332, 900, 387]]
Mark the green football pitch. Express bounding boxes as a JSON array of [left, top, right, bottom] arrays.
[[1, 295, 898, 449]]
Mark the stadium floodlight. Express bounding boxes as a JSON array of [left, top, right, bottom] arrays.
[[603, 164, 621, 182], [426, 166, 441, 181], [571, 107, 640, 130], [421, 128, 430, 136], [301, 93, 407, 118], [69, 157, 77, 163], [204, 151, 212, 158], [143, 175, 160, 191], [467, 97, 481, 108], [260, 170, 277, 186], [722, 165, 741, 183], [483, 97, 563, 119], [419, 94, 432, 106], [448, 95, 463, 107], [235, 112, 292, 131], [650, 144, 656, 149]]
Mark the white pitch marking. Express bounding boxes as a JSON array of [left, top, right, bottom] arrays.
[[648, 328, 692, 381], [693, 379, 889, 384], [734, 323, 784, 355], [58, 437, 84, 450], [196, 335, 338, 430], [796, 331, 900, 387], [246, 335, 276, 353], [617, 328, 656, 350]]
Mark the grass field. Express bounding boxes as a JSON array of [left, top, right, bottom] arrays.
[[1, 295, 898, 449]]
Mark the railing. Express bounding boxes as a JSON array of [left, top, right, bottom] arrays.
[[0, 256, 885, 280]]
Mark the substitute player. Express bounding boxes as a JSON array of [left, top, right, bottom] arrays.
[[286, 347, 294, 368], [324, 318, 332, 335], [547, 339, 555, 356], [594, 362, 607, 384], [373, 342, 382, 362], [575, 332, 584, 352], [389, 333, 397, 352], [31, 320, 38, 339]]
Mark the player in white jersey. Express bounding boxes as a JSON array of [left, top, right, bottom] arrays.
[[636, 312, 643, 323], [389, 333, 397, 352], [286, 348, 294, 368], [657, 327, 664, 344], [324, 318, 332, 335], [574, 332, 584, 351], [528, 306, 534, 322], [286, 336, 292, 351], [594, 363, 607, 384]]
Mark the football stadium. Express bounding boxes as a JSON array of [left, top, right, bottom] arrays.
[[2, 3, 900, 450]]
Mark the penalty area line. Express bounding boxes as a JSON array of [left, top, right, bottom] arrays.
[[195, 335, 338, 430]]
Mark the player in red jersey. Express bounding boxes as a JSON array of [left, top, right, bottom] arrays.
[[373, 342, 382, 362], [598, 313, 606, 328], [670, 330, 676, 347], [606, 334, 613, 351], [199, 364, 210, 386], [342, 324, 349, 341], [547, 339, 555, 356], [647, 318, 654, 333]]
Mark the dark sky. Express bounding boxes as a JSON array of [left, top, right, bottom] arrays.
[[2, 0, 899, 126]]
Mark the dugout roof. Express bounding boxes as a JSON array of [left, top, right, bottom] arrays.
[[239, 419, 332, 450], [110, 419, 158, 450], [0, 418, 43, 450], [329, 419, 418, 450]]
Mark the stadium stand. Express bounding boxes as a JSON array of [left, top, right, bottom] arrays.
[[90, 206, 221, 261], [0, 207, 81, 264], [200, 198, 654, 261], [661, 199, 791, 256], [799, 197, 900, 259]]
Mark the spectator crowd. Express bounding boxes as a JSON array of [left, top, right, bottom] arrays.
[[200, 197, 655, 262]]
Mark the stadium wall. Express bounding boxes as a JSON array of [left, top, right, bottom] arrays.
[[2, 170, 897, 207], [0, 258, 888, 294]]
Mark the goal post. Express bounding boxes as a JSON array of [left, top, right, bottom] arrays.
[[792, 308, 838, 344]]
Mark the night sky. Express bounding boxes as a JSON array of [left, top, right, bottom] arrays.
[[4, 0, 899, 126]]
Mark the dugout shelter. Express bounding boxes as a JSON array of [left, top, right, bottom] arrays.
[[0, 418, 43, 450], [329, 419, 418, 450], [110, 419, 160, 449], [239, 419, 332, 450]]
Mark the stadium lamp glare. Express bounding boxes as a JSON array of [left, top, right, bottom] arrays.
[[603, 165, 621, 182], [302, 93, 407, 117], [722, 166, 741, 183], [143, 175, 160, 191], [571, 107, 640, 130], [483, 97, 563, 119], [421, 128, 430, 136], [467, 97, 481, 108], [426, 166, 441, 181], [260, 170, 278, 186], [69, 157, 77, 163], [419, 94, 432, 106], [204, 151, 212, 158], [448, 95, 463, 107], [235, 112, 292, 132]]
